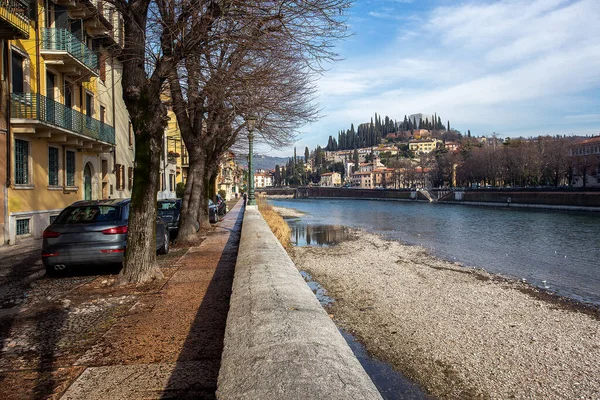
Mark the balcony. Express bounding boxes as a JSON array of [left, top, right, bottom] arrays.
[[0, 0, 31, 39], [11, 93, 115, 151], [40, 28, 98, 79]]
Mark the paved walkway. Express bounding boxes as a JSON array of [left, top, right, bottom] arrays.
[[60, 201, 244, 399]]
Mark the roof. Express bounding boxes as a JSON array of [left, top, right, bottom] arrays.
[[577, 136, 600, 145], [353, 171, 372, 176], [321, 172, 334, 176]]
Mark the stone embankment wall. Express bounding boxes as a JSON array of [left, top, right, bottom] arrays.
[[217, 206, 382, 400], [443, 190, 600, 210], [296, 187, 426, 201], [292, 186, 599, 210]]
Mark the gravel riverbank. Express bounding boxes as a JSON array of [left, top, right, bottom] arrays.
[[290, 230, 600, 399]]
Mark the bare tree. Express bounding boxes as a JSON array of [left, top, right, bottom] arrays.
[[159, 1, 351, 242], [109, 0, 223, 283]]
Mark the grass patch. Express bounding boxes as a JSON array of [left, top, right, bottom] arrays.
[[257, 198, 291, 248]]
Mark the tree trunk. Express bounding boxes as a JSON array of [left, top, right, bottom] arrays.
[[177, 147, 207, 243], [119, 125, 164, 283]]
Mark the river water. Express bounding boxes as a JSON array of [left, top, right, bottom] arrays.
[[271, 198, 600, 306]]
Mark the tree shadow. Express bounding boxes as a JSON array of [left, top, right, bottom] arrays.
[[0, 242, 59, 397], [160, 205, 244, 399], [31, 305, 68, 400]]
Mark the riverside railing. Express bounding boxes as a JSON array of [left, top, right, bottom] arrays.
[[0, 0, 31, 38], [41, 28, 98, 72], [11, 93, 115, 145]]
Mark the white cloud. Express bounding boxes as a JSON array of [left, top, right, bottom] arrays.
[[281, 0, 600, 156]]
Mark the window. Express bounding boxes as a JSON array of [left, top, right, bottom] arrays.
[[48, 147, 59, 186], [66, 150, 75, 186], [128, 167, 133, 190], [161, 173, 165, 191], [54, 205, 122, 224], [49, 215, 58, 224], [12, 52, 24, 93], [115, 164, 125, 190], [100, 105, 106, 124], [15, 139, 29, 184], [16, 219, 30, 235], [169, 174, 175, 192]]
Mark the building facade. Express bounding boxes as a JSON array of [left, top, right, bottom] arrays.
[[570, 136, 600, 188], [254, 171, 273, 188], [319, 172, 341, 187], [1, 0, 130, 243]]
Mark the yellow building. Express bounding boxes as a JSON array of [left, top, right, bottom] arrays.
[[1, 0, 131, 244], [409, 138, 440, 154], [319, 172, 341, 187], [164, 108, 188, 187]]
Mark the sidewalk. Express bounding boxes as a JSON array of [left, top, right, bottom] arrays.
[[60, 200, 244, 399]]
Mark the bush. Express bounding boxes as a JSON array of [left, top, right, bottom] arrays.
[[257, 198, 291, 248], [218, 189, 227, 199], [176, 182, 185, 198]]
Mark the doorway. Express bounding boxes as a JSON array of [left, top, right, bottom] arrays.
[[84, 163, 92, 200]]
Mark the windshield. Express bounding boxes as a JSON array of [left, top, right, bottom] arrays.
[[54, 205, 122, 224]]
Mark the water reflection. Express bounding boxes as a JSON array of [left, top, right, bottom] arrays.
[[289, 222, 355, 247]]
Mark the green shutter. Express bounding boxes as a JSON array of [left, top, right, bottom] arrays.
[[15, 139, 29, 184], [66, 150, 75, 186], [49, 147, 59, 186]]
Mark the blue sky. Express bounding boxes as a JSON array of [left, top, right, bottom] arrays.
[[257, 0, 600, 157]]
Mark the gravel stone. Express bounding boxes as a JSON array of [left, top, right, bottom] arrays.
[[291, 230, 600, 400]]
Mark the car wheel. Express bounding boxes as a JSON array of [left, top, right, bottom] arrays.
[[158, 230, 169, 255]]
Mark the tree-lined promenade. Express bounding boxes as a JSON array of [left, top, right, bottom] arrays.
[[114, 0, 351, 283]]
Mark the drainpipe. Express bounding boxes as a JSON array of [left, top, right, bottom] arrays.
[[111, 55, 116, 176], [4, 40, 10, 244]]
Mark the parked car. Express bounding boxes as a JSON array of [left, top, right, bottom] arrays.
[[215, 194, 227, 216], [208, 199, 219, 223], [42, 199, 169, 277], [157, 198, 182, 233]]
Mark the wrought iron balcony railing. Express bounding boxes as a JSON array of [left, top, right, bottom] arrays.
[[11, 93, 115, 145], [0, 0, 31, 38], [41, 28, 98, 72]]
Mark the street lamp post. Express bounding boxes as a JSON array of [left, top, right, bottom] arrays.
[[246, 116, 257, 206]]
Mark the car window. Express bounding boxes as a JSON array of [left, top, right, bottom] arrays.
[[158, 201, 180, 211], [54, 206, 122, 224]]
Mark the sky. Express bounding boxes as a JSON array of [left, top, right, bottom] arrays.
[[255, 0, 600, 157]]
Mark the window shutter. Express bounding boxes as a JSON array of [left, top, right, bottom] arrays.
[[115, 163, 121, 190], [128, 167, 133, 190], [99, 53, 106, 82]]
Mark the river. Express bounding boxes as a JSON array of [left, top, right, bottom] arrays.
[[270, 198, 600, 306]]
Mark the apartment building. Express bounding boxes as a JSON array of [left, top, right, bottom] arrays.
[[319, 171, 341, 187], [1, 0, 131, 243], [254, 171, 273, 188], [409, 138, 441, 154]]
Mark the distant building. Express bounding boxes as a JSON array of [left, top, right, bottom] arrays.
[[409, 113, 436, 128], [254, 172, 273, 188], [570, 136, 600, 188], [352, 171, 373, 188], [373, 168, 395, 189], [320, 172, 341, 187], [409, 138, 441, 154], [444, 142, 460, 153]]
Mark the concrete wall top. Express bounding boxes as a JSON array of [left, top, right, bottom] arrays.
[[217, 206, 382, 400]]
